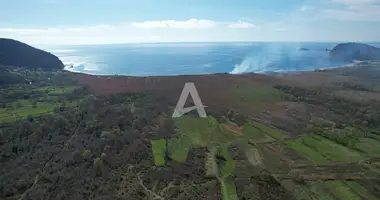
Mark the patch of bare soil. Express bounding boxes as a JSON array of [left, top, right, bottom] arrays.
[[75, 73, 286, 119], [222, 123, 243, 136]]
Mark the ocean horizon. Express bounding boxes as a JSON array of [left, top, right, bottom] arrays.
[[44, 42, 380, 76]]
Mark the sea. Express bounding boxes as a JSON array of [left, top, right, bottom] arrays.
[[42, 42, 380, 76]]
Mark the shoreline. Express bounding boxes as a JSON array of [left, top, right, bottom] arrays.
[[64, 60, 363, 78]]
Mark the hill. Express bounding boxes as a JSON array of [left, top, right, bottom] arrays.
[[0, 38, 64, 70], [330, 42, 380, 62]]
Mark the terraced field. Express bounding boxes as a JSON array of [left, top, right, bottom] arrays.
[[0, 86, 81, 125], [149, 113, 380, 199]]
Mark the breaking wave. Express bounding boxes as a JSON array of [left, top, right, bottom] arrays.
[[61, 56, 101, 73]]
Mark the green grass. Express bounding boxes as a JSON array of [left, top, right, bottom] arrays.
[[0, 108, 15, 124], [0, 108, 10, 118], [287, 140, 327, 163], [13, 102, 55, 118], [218, 145, 235, 178], [0, 100, 56, 124], [150, 139, 166, 166], [213, 145, 238, 200], [366, 132, 380, 141], [299, 134, 362, 162], [36, 86, 79, 95], [363, 163, 380, 176], [220, 177, 239, 200], [175, 116, 237, 147], [0, 115, 17, 124], [307, 181, 336, 200], [293, 184, 318, 200], [167, 135, 191, 162], [345, 181, 379, 200], [324, 181, 361, 200], [354, 138, 380, 155], [231, 85, 283, 107], [242, 123, 274, 142], [175, 116, 288, 148], [250, 121, 289, 141]]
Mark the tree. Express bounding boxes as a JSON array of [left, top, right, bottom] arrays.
[[31, 100, 37, 108], [157, 117, 175, 165]]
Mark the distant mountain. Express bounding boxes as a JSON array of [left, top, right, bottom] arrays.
[[329, 43, 380, 62], [299, 47, 310, 51], [0, 38, 64, 69]]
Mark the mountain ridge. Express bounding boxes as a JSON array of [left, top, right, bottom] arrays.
[[0, 38, 64, 70]]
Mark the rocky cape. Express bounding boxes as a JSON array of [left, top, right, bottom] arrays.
[[0, 38, 64, 70], [329, 42, 380, 62]]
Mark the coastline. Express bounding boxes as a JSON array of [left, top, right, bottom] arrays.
[[64, 59, 363, 78]]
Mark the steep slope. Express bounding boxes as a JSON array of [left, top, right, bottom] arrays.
[[329, 43, 380, 62], [0, 38, 64, 69]]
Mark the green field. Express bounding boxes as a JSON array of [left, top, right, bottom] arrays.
[[220, 177, 239, 200], [293, 184, 319, 200], [175, 116, 287, 147], [353, 138, 380, 155], [175, 116, 237, 147], [306, 181, 336, 200], [231, 85, 284, 108], [345, 181, 379, 200], [242, 122, 276, 142], [217, 145, 238, 200], [163, 115, 376, 200], [367, 132, 380, 141], [287, 140, 327, 163], [0, 100, 56, 124], [218, 145, 235, 178], [298, 134, 362, 162], [167, 135, 191, 162], [324, 181, 361, 200], [150, 139, 166, 166], [36, 86, 79, 95], [0, 85, 81, 125], [250, 121, 289, 141]]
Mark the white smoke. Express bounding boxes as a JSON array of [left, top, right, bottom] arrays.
[[231, 43, 304, 74]]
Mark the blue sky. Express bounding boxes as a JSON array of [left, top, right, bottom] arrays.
[[0, 0, 379, 44]]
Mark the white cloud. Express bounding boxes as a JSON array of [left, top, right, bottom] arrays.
[[228, 21, 256, 29], [0, 28, 60, 34], [1, 15, 379, 45], [131, 19, 217, 29], [320, 0, 380, 21], [321, 7, 380, 21], [0, 25, 112, 35], [331, 0, 380, 5]]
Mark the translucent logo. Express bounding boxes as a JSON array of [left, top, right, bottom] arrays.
[[172, 82, 207, 118]]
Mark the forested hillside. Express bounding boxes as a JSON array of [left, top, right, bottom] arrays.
[[0, 38, 64, 70]]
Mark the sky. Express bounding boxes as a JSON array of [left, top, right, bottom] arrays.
[[0, 0, 379, 45]]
